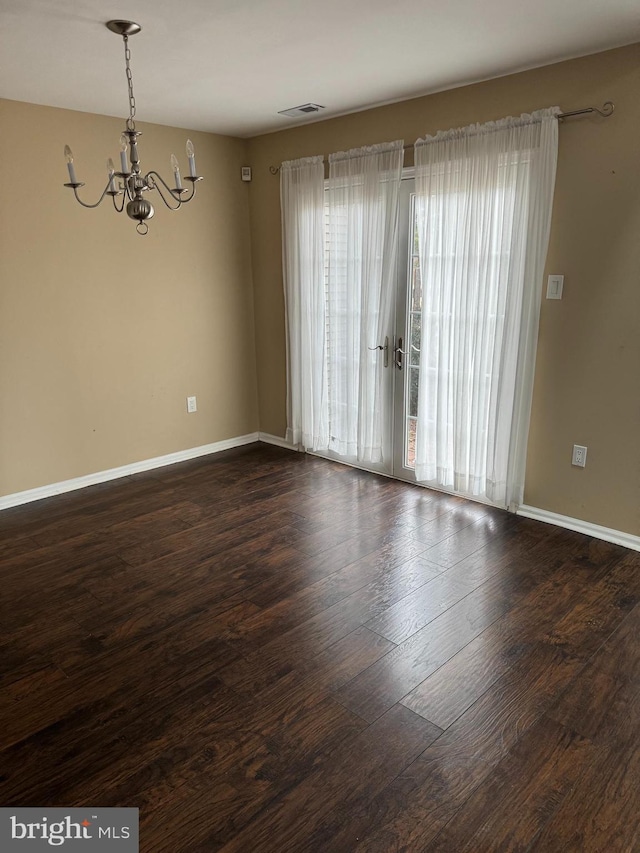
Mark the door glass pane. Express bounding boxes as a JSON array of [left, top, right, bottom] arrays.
[[406, 418, 417, 468], [409, 312, 421, 366], [408, 366, 419, 417], [410, 256, 422, 311]]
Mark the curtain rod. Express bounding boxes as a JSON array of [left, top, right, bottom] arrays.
[[268, 101, 614, 174]]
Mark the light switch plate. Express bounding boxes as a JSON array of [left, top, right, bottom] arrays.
[[187, 396, 197, 413], [547, 274, 564, 299]]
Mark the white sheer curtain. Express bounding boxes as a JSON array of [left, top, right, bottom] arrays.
[[280, 156, 327, 449], [281, 142, 403, 463], [326, 141, 403, 463], [413, 108, 559, 509]]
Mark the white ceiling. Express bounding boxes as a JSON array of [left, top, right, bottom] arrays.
[[1, 0, 639, 137]]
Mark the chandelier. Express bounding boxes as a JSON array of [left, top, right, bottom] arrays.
[[63, 21, 203, 235]]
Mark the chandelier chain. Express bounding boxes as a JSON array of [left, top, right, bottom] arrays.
[[123, 35, 136, 131]]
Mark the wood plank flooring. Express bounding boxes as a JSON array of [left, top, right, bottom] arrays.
[[1, 442, 638, 852]]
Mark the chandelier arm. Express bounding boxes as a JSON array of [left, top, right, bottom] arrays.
[[71, 181, 112, 209], [182, 179, 200, 203], [112, 191, 127, 213], [146, 171, 190, 210]]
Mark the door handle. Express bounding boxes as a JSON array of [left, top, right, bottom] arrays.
[[394, 337, 408, 369], [394, 338, 419, 369], [368, 335, 389, 368]]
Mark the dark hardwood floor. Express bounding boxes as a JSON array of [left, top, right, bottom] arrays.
[[1, 442, 638, 851]]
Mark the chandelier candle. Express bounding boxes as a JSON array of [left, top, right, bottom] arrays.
[[186, 139, 197, 177], [107, 159, 117, 193], [64, 146, 77, 183], [119, 135, 129, 174], [63, 20, 203, 235], [171, 154, 183, 190]]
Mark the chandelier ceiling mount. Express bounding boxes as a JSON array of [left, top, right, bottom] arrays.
[[105, 20, 142, 38]]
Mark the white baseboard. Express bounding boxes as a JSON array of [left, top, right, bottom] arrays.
[[258, 432, 296, 450], [0, 432, 260, 511], [7, 439, 636, 556], [517, 504, 640, 553]]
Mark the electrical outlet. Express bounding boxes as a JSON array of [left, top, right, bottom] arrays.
[[187, 396, 197, 413], [572, 444, 587, 467]]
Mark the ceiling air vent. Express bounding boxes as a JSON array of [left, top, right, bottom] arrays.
[[278, 103, 325, 118]]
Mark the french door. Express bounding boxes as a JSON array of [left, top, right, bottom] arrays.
[[318, 175, 419, 483]]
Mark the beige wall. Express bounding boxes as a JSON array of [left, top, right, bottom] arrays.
[[0, 99, 258, 496], [247, 44, 640, 535], [2, 44, 639, 536]]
